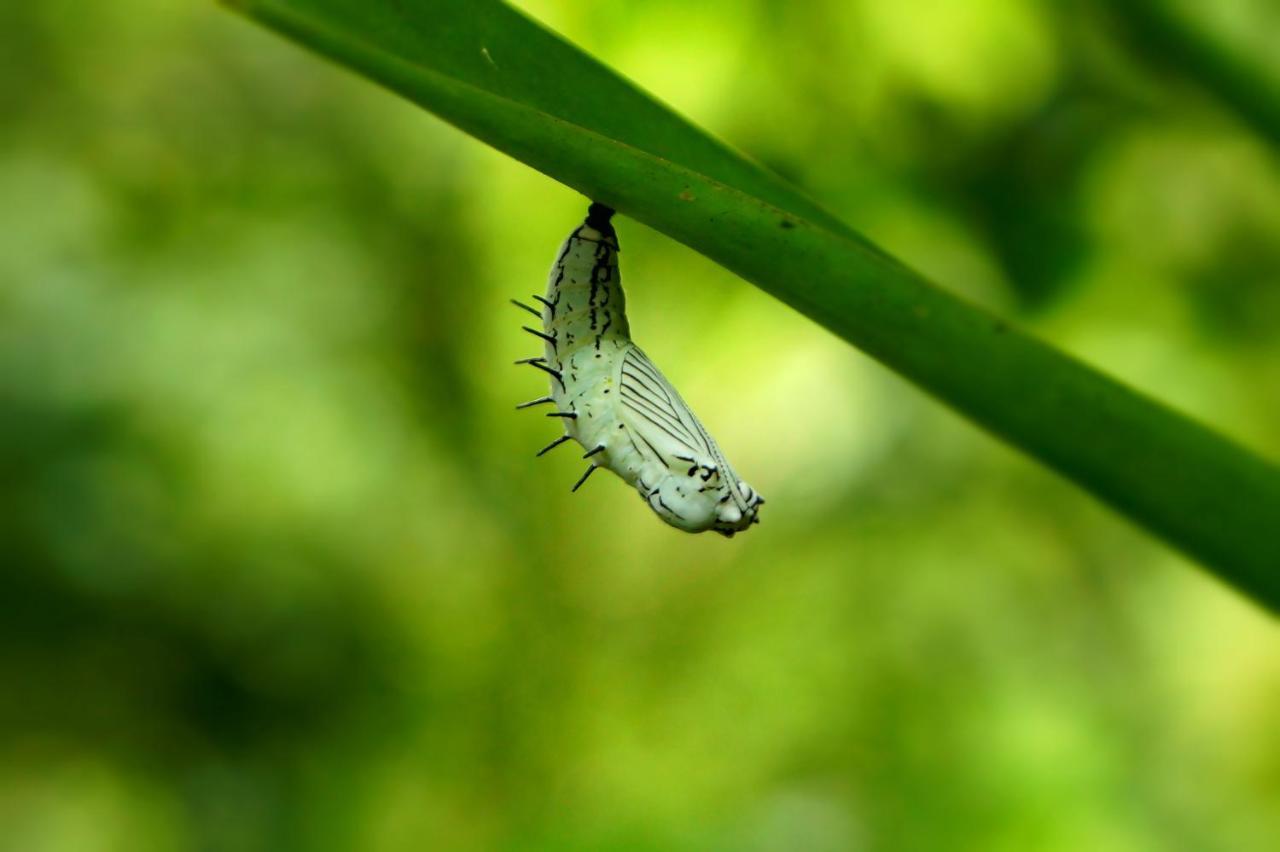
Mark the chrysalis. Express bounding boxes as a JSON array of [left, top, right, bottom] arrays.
[[513, 203, 764, 536]]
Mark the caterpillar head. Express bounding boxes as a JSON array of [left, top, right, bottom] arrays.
[[644, 470, 764, 537]]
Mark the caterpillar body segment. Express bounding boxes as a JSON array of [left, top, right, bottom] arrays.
[[518, 203, 764, 537]]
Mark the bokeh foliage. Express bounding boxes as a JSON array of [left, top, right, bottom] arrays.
[[1, 1, 1278, 850]]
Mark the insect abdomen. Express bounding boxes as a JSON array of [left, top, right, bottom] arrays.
[[543, 202, 629, 357], [531, 204, 635, 486]]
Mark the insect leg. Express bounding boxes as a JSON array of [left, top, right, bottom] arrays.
[[513, 357, 545, 365], [546, 411, 578, 420], [582, 444, 606, 459]]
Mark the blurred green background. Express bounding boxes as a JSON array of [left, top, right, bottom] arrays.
[[2, 1, 1279, 849]]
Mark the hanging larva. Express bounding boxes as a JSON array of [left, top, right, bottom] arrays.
[[513, 202, 764, 537]]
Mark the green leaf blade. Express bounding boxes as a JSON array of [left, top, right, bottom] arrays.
[[222, 0, 1280, 609]]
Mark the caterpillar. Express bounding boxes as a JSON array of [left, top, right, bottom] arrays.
[[513, 202, 764, 537]]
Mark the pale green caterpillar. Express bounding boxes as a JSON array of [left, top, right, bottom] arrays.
[[513, 203, 764, 536]]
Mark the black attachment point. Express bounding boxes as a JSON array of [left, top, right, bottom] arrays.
[[586, 203, 616, 236]]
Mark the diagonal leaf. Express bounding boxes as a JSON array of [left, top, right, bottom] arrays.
[[221, 0, 1280, 609]]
